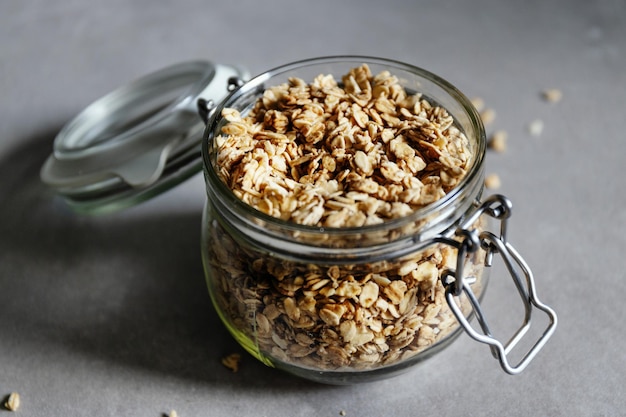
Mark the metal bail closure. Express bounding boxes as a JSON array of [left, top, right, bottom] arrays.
[[440, 194, 557, 375], [40, 60, 249, 214]]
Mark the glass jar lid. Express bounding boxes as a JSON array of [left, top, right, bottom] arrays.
[[40, 60, 249, 214]]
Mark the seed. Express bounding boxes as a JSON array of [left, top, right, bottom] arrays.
[[256, 313, 271, 335], [359, 281, 379, 308], [413, 261, 438, 283], [319, 303, 347, 326], [383, 280, 407, 305], [480, 108, 496, 126], [470, 97, 485, 112], [221, 353, 241, 372], [322, 154, 337, 172], [5, 392, 20, 411], [284, 297, 301, 321], [397, 260, 418, 277], [310, 278, 331, 291], [484, 173, 501, 190], [353, 150, 373, 176], [488, 130, 507, 153], [399, 288, 418, 315], [528, 119, 544, 137], [542, 88, 562, 103]]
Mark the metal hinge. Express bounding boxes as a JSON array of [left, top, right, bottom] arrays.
[[439, 194, 558, 375]]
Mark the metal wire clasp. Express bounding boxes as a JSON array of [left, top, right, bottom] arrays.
[[441, 194, 557, 375]]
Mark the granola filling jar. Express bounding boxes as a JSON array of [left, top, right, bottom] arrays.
[[201, 57, 556, 384]]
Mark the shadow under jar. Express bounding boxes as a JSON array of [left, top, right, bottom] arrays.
[[201, 57, 556, 384]]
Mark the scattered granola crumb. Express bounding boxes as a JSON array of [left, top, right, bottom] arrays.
[[169, 410, 178, 417], [4, 392, 20, 411], [221, 353, 242, 372], [528, 119, 544, 137], [488, 130, 508, 153], [480, 108, 496, 126], [542, 88, 562, 103], [484, 173, 501, 190], [339, 410, 347, 416], [470, 97, 485, 112]]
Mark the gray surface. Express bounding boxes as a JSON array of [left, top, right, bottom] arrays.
[[1, 0, 625, 416]]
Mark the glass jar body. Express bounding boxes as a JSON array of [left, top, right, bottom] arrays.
[[202, 202, 488, 384], [201, 57, 488, 383]]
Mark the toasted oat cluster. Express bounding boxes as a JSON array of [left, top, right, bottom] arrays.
[[215, 64, 472, 227], [206, 65, 483, 373]]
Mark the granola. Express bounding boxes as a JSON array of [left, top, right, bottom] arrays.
[[542, 88, 562, 103], [488, 130, 507, 153], [215, 64, 472, 227], [205, 64, 484, 373], [206, 222, 483, 371], [4, 392, 19, 412], [484, 173, 501, 190], [221, 353, 242, 372], [528, 119, 544, 137]]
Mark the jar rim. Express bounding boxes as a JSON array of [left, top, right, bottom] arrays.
[[201, 55, 486, 237]]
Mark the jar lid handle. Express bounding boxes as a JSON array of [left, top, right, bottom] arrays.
[[440, 194, 558, 375]]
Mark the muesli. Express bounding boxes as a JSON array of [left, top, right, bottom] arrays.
[[206, 64, 483, 371]]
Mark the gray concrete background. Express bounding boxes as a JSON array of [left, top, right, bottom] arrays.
[[1, 0, 624, 416]]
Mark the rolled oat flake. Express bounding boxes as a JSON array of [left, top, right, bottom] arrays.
[[40, 56, 557, 383]]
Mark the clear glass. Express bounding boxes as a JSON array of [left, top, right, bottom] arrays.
[[201, 56, 488, 384]]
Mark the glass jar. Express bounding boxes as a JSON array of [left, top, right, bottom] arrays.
[[40, 56, 556, 385], [200, 57, 556, 384]]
